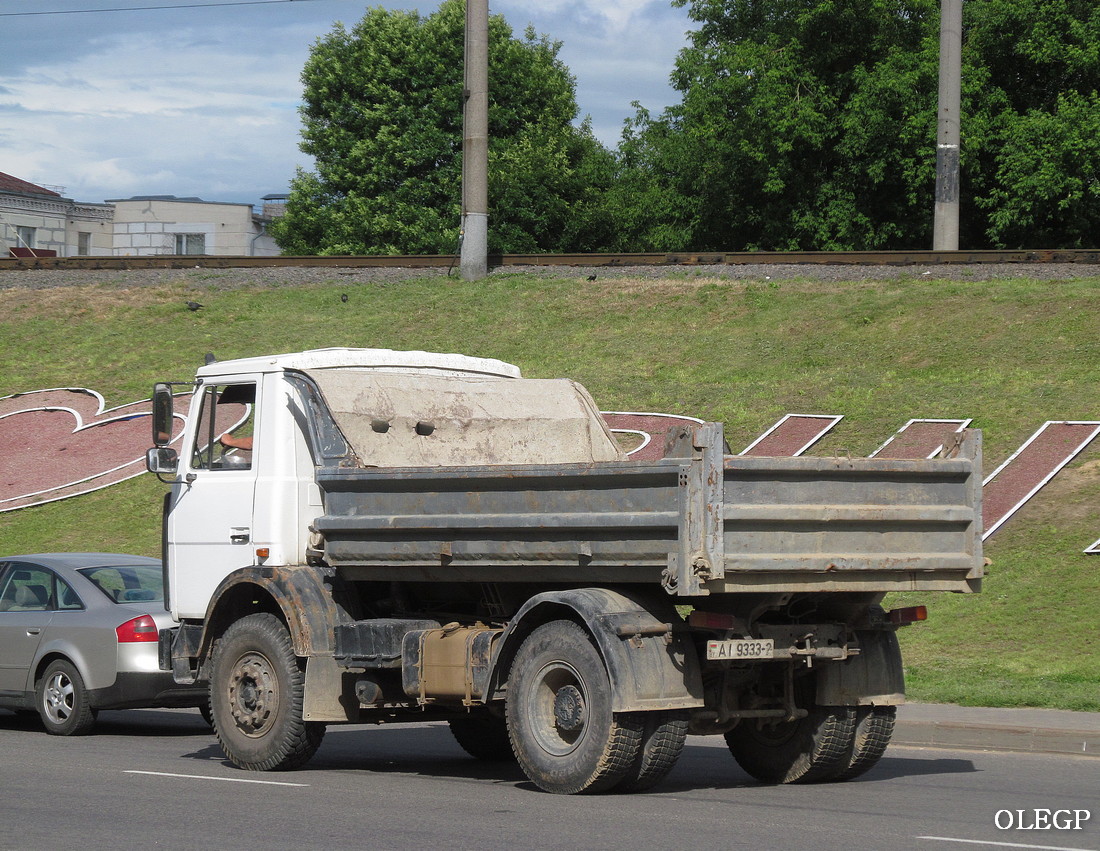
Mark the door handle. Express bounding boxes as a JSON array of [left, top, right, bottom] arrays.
[[230, 529, 251, 544], [26, 628, 41, 636]]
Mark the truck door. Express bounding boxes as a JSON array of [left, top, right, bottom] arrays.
[[166, 380, 260, 620]]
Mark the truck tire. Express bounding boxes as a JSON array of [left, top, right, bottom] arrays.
[[506, 620, 644, 794], [838, 705, 896, 780], [210, 612, 326, 771], [36, 658, 96, 736], [614, 710, 688, 792], [448, 715, 516, 762], [726, 704, 857, 785]]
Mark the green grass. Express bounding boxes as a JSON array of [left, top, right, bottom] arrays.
[[2, 269, 1099, 710]]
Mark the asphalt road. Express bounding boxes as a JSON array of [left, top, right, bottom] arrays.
[[1, 708, 1096, 851]]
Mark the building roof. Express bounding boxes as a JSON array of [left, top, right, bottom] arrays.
[[0, 171, 62, 198], [105, 194, 253, 207]]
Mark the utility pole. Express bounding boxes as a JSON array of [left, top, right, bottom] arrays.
[[933, 0, 962, 251], [460, 0, 489, 281]]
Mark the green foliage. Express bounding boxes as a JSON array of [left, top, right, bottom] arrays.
[[272, 1, 614, 255], [616, 0, 1100, 251]]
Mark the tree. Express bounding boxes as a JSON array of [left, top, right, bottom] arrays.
[[962, 0, 1100, 247], [614, 0, 940, 251], [618, 0, 1100, 251], [271, 1, 614, 255]]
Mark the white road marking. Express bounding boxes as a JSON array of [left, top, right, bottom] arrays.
[[918, 836, 1096, 851], [125, 770, 308, 787]]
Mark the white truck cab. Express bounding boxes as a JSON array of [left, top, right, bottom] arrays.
[[149, 348, 525, 619]]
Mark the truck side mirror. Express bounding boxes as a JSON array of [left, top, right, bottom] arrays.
[[152, 383, 174, 447], [146, 446, 179, 475]]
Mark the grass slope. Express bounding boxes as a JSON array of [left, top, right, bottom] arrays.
[[2, 269, 1098, 710]]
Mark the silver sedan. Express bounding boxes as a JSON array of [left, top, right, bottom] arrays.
[[0, 553, 206, 735]]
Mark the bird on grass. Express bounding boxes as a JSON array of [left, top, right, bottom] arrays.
[[586, 274, 597, 282], [185, 300, 203, 311], [341, 293, 349, 303]]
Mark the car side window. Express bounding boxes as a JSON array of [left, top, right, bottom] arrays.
[[56, 576, 83, 610], [0, 563, 13, 611], [0, 563, 53, 612]]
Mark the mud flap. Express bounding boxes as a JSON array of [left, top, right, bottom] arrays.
[[495, 588, 704, 713], [303, 655, 361, 722], [815, 629, 905, 706]]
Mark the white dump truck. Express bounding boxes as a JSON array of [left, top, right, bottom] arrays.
[[146, 347, 983, 793]]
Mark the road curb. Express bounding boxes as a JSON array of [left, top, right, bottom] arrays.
[[894, 705, 1100, 758]]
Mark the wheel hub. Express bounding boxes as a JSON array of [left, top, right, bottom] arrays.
[[228, 654, 276, 735], [44, 673, 73, 722], [553, 684, 585, 731]]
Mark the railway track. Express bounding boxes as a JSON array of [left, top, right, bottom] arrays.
[[2, 248, 1099, 272]]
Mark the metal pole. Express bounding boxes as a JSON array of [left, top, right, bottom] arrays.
[[933, 0, 962, 250], [460, 0, 489, 280]]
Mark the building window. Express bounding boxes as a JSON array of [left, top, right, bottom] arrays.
[[174, 233, 206, 255], [77, 232, 91, 256], [16, 226, 36, 249]]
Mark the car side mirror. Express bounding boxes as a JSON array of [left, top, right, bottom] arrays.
[[146, 446, 179, 475], [152, 383, 174, 447]]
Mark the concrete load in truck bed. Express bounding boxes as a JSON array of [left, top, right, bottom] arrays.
[[307, 369, 624, 467]]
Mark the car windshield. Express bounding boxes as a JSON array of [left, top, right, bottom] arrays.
[[77, 565, 164, 604]]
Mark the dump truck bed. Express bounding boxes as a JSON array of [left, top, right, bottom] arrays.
[[313, 423, 983, 597]]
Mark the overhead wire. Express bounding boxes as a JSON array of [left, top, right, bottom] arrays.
[[1, 0, 344, 17]]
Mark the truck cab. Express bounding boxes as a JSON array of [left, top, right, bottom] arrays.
[[149, 347, 533, 620]]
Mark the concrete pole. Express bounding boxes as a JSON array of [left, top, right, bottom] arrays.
[[460, 0, 489, 280], [933, 0, 962, 251]]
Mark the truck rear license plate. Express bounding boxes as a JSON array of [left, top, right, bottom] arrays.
[[706, 638, 774, 660]]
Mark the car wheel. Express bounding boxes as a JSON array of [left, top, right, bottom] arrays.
[[36, 659, 96, 736], [506, 620, 643, 794], [210, 613, 325, 771]]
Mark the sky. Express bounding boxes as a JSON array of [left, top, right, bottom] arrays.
[[0, 0, 694, 207]]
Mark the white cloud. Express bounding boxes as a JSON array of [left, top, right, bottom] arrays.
[[0, 0, 692, 205]]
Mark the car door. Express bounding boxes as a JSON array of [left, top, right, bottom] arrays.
[[165, 379, 260, 620], [0, 562, 56, 696]]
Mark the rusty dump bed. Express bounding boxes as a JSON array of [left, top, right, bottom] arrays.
[[313, 424, 983, 597]]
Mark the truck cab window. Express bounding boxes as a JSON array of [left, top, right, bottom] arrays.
[[190, 383, 257, 471]]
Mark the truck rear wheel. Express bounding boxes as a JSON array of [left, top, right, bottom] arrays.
[[614, 710, 688, 792], [839, 705, 896, 780], [210, 612, 326, 771], [506, 620, 643, 794], [726, 704, 856, 784], [448, 715, 515, 761]]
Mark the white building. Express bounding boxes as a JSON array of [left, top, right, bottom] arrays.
[[1, 172, 282, 258], [107, 195, 280, 257], [0, 172, 113, 257]]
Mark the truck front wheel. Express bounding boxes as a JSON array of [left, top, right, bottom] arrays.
[[506, 620, 643, 794], [210, 612, 326, 771]]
